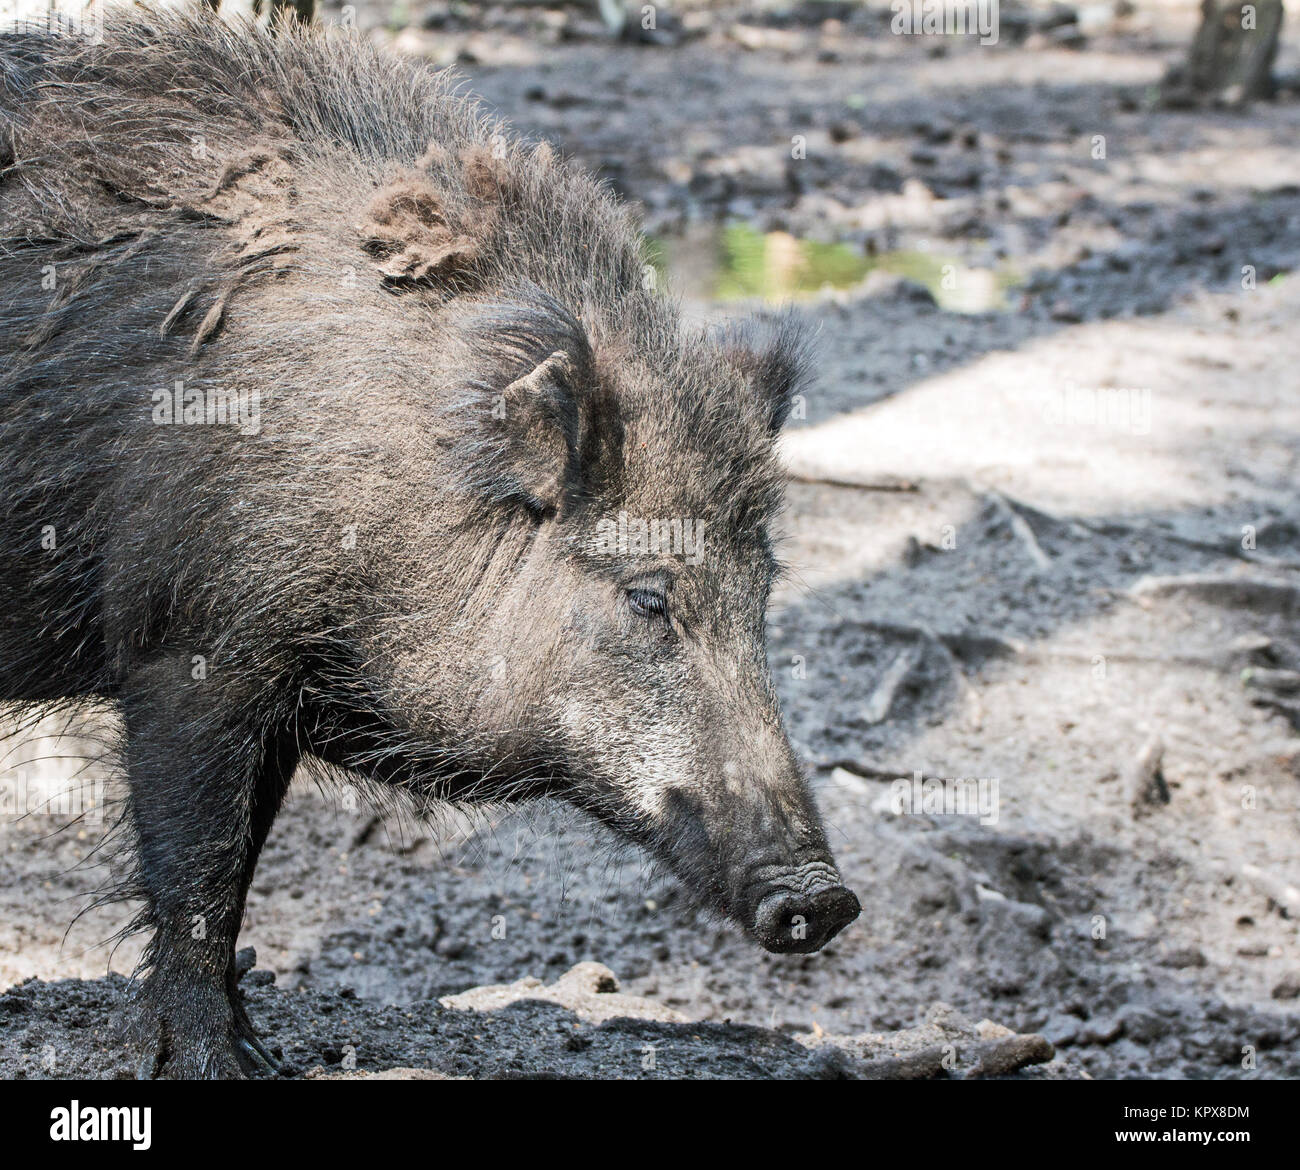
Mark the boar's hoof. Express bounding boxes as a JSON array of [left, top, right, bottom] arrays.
[[234, 1032, 283, 1078], [133, 1007, 281, 1080], [145, 1029, 279, 1081], [754, 885, 861, 954]]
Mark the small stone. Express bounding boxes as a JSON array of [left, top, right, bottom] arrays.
[[1044, 1014, 1081, 1046], [1078, 1017, 1124, 1045], [1117, 1005, 1170, 1043], [1160, 946, 1207, 969], [1271, 973, 1300, 1000]]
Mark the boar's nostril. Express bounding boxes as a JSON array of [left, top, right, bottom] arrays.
[[816, 886, 862, 941], [754, 885, 860, 954]]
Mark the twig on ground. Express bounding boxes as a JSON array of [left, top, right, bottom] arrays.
[[786, 471, 920, 493], [863, 646, 921, 724], [1242, 668, 1300, 694], [1241, 863, 1300, 918], [1131, 573, 1300, 614], [1126, 735, 1169, 814], [964, 1030, 1057, 1078], [984, 490, 1300, 571], [823, 761, 911, 784], [851, 619, 1025, 661], [985, 491, 1052, 571]]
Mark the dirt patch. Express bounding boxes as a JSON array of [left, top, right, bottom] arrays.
[[0, 958, 1064, 1079]]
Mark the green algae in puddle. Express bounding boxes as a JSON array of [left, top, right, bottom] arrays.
[[647, 222, 1021, 313]]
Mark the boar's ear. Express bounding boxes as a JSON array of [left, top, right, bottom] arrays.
[[464, 290, 595, 515], [496, 350, 582, 515], [358, 171, 494, 285], [720, 315, 813, 433]]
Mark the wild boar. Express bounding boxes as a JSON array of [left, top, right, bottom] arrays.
[[0, 12, 859, 1077]]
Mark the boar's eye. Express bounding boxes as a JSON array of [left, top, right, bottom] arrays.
[[627, 587, 668, 619]]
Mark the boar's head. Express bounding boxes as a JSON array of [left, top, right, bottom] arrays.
[[403, 283, 859, 956]]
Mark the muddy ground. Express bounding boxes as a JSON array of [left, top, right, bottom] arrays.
[[3, 0, 1300, 1079]]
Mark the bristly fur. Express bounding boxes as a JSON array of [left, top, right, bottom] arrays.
[[0, 12, 842, 1078]]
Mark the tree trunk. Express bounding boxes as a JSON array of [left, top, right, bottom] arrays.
[[1162, 0, 1284, 106]]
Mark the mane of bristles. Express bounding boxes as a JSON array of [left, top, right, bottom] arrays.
[[0, 10, 798, 525], [0, 11, 665, 347]]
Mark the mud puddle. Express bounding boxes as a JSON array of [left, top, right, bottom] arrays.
[[649, 222, 1023, 312]]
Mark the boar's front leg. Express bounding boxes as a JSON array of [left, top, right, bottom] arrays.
[[122, 654, 297, 1079]]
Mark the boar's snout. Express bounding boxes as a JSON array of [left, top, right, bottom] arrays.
[[735, 859, 860, 954], [752, 883, 860, 954], [650, 763, 860, 954]]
